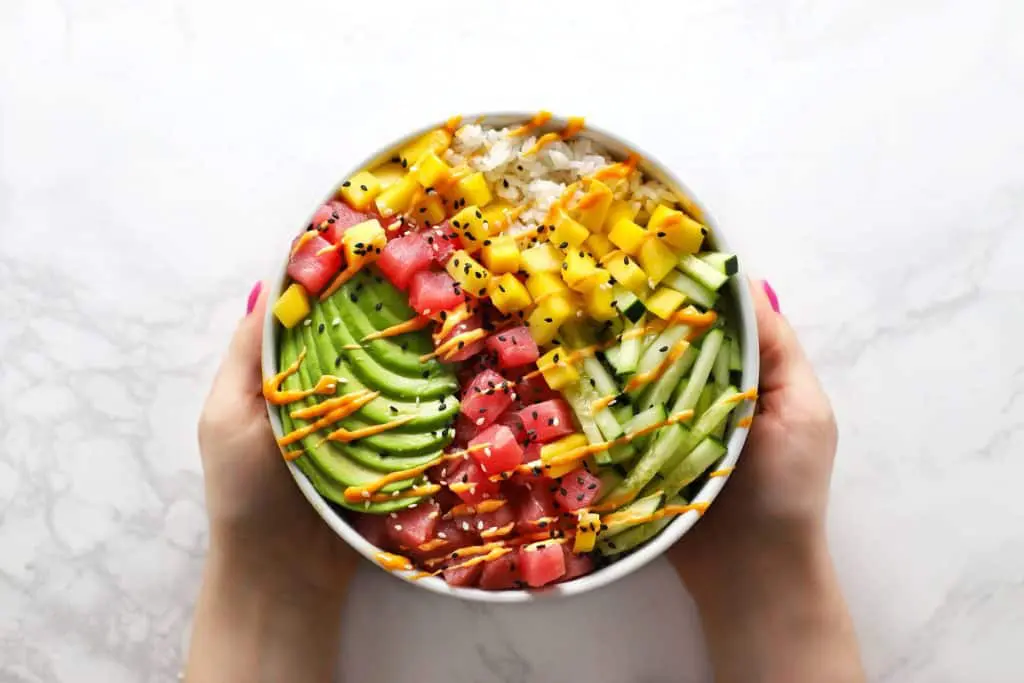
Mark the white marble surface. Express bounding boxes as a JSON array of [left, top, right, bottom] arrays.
[[2, 0, 1023, 681]]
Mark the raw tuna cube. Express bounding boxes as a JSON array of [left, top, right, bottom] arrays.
[[443, 561, 483, 587], [352, 513, 392, 550], [519, 543, 567, 587], [287, 233, 342, 295], [409, 270, 466, 316], [561, 545, 595, 582], [516, 399, 575, 444], [468, 424, 524, 475], [312, 200, 373, 245], [424, 223, 464, 264], [485, 325, 540, 368], [553, 468, 603, 512], [385, 501, 440, 548], [460, 369, 514, 429], [513, 483, 556, 533], [436, 316, 487, 363], [448, 457, 500, 504], [377, 232, 434, 290], [475, 501, 516, 538], [479, 552, 522, 590]]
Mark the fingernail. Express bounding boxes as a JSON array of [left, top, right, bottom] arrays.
[[246, 281, 262, 315], [762, 280, 780, 313]]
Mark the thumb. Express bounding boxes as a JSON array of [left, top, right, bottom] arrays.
[[210, 281, 269, 402], [748, 279, 811, 395]]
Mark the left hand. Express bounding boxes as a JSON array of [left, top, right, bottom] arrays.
[[197, 281, 358, 599]]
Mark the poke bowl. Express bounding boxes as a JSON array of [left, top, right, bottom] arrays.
[[261, 112, 759, 602]]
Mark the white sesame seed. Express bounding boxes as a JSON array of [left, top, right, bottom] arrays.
[[408, 503, 418, 509], [428, 511, 439, 519], [394, 524, 403, 531], [303, 319, 312, 327], [552, 417, 560, 426], [476, 417, 485, 425], [476, 520, 485, 530], [484, 447, 492, 457], [437, 531, 448, 539], [389, 512, 397, 518], [462, 521, 471, 531], [361, 491, 370, 499], [332, 317, 341, 326]]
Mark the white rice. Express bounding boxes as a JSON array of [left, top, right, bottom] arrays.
[[443, 123, 677, 233]]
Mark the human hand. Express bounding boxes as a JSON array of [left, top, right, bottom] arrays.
[[197, 281, 358, 599], [669, 279, 839, 599]]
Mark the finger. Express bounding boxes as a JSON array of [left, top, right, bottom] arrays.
[[748, 279, 811, 394], [210, 281, 269, 402]]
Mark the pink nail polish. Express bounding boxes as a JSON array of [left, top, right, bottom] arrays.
[[246, 281, 262, 315], [762, 280, 780, 313]]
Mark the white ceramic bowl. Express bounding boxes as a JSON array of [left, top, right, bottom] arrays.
[[262, 112, 759, 602]]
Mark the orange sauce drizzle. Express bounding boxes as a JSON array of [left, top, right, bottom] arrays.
[[263, 348, 341, 406], [375, 551, 413, 571], [480, 522, 516, 539], [421, 327, 488, 362], [361, 315, 431, 342], [319, 262, 365, 301], [444, 115, 463, 134], [590, 394, 618, 414], [289, 389, 378, 420], [522, 116, 586, 156], [291, 229, 321, 256], [623, 338, 691, 393], [343, 445, 487, 501], [509, 110, 553, 137], [600, 502, 710, 528], [488, 204, 530, 233], [726, 388, 759, 404], [409, 547, 513, 581], [708, 466, 735, 478], [277, 388, 374, 447], [325, 415, 416, 443], [433, 303, 475, 342], [737, 416, 754, 428], [590, 152, 641, 183], [282, 449, 304, 461], [360, 484, 443, 504], [447, 499, 507, 518]]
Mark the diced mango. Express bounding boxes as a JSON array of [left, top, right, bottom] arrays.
[[398, 128, 452, 166], [451, 205, 490, 252], [603, 200, 638, 232], [648, 204, 706, 253], [584, 232, 615, 260], [374, 174, 419, 217], [608, 219, 649, 256], [645, 286, 686, 320], [638, 237, 677, 284], [550, 211, 590, 249], [481, 201, 517, 232], [412, 152, 451, 189], [480, 234, 521, 274], [540, 433, 589, 461], [341, 219, 386, 263], [451, 172, 493, 209], [583, 278, 617, 321], [446, 250, 492, 298], [536, 345, 579, 390], [561, 249, 599, 291], [273, 283, 311, 329], [574, 179, 613, 232], [528, 293, 575, 346], [416, 194, 446, 227], [488, 273, 532, 314], [573, 511, 601, 553], [602, 250, 648, 294], [338, 171, 381, 211], [526, 271, 569, 302], [370, 162, 406, 189], [521, 242, 563, 274]]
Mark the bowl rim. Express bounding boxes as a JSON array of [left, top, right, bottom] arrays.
[[261, 111, 759, 603]]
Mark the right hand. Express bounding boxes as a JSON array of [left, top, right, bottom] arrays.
[[669, 279, 839, 598]]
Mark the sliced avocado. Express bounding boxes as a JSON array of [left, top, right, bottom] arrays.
[[315, 298, 457, 401], [302, 311, 458, 430], [333, 439, 443, 474]]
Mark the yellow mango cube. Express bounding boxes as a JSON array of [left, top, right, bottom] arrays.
[[603, 251, 648, 294], [415, 194, 446, 227], [608, 219, 649, 256], [412, 152, 451, 189], [540, 433, 589, 462], [446, 250, 492, 298], [526, 271, 569, 302], [583, 279, 617, 320], [644, 286, 686, 320], [480, 234, 520, 274], [341, 219, 386, 263], [638, 237, 677, 284], [338, 171, 381, 211], [481, 201, 517, 232], [550, 211, 590, 249], [369, 162, 405, 189], [573, 511, 601, 553], [398, 128, 452, 167], [527, 294, 575, 346], [521, 242, 563, 274], [603, 200, 638, 232], [585, 232, 615, 260], [488, 273, 532, 314], [648, 204, 706, 253], [536, 345, 579, 391], [561, 249, 599, 291], [374, 174, 419, 217], [451, 205, 490, 252], [451, 172, 493, 209], [273, 283, 311, 329], [574, 179, 613, 232]]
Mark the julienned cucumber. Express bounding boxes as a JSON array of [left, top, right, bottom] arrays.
[[695, 383, 716, 419], [713, 336, 732, 392], [606, 316, 644, 375], [659, 386, 741, 475], [728, 335, 742, 372], [597, 495, 686, 556], [699, 251, 739, 276], [639, 345, 698, 411], [601, 491, 664, 537], [561, 383, 604, 445], [678, 254, 729, 291], [562, 382, 634, 466], [670, 328, 725, 414], [611, 285, 645, 323], [622, 405, 667, 451], [610, 422, 689, 501], [661, 436, 727, 499], [662, 270, 718, 310], [628, 324, 693, 400], [597, 468, 625, 500]]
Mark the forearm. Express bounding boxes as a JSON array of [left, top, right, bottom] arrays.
[[681, 539, 864, 683], [185, 543, 346, 683]]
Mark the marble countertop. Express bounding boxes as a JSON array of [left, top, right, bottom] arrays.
[[3, 1, 1023, 681]]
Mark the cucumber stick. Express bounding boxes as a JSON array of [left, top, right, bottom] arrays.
[[728, 335, 742, 372], [713, 335, 732, 392], [670, 328, 725, 414], [640, 345, 698, 411], [627, 324, 692, 402], [597, 468, 625, 500], [699, 251, 739, 276], [598, 495, 686, 556], [659, 386, 741, 475], [695, 383, 716, 419], [678, 254, 729, 291], [607, 317, 644, 375], [662, 270, 718, 309], [601, 491, 664, 537], [662, 437, 727, 498], [623, 405, 667, 451], [610, 422, 688, 501]]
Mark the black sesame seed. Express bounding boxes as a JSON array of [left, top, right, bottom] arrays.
[[360, 184, 368, 191], [342, 181, 351, 187], [317, 323, 325, 333], [375, 302, 383, 311], [657, 231, 666, 237], [659, 345, 669, 353], [349, 293, 358, 303], [559, 241, 569, 249]]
